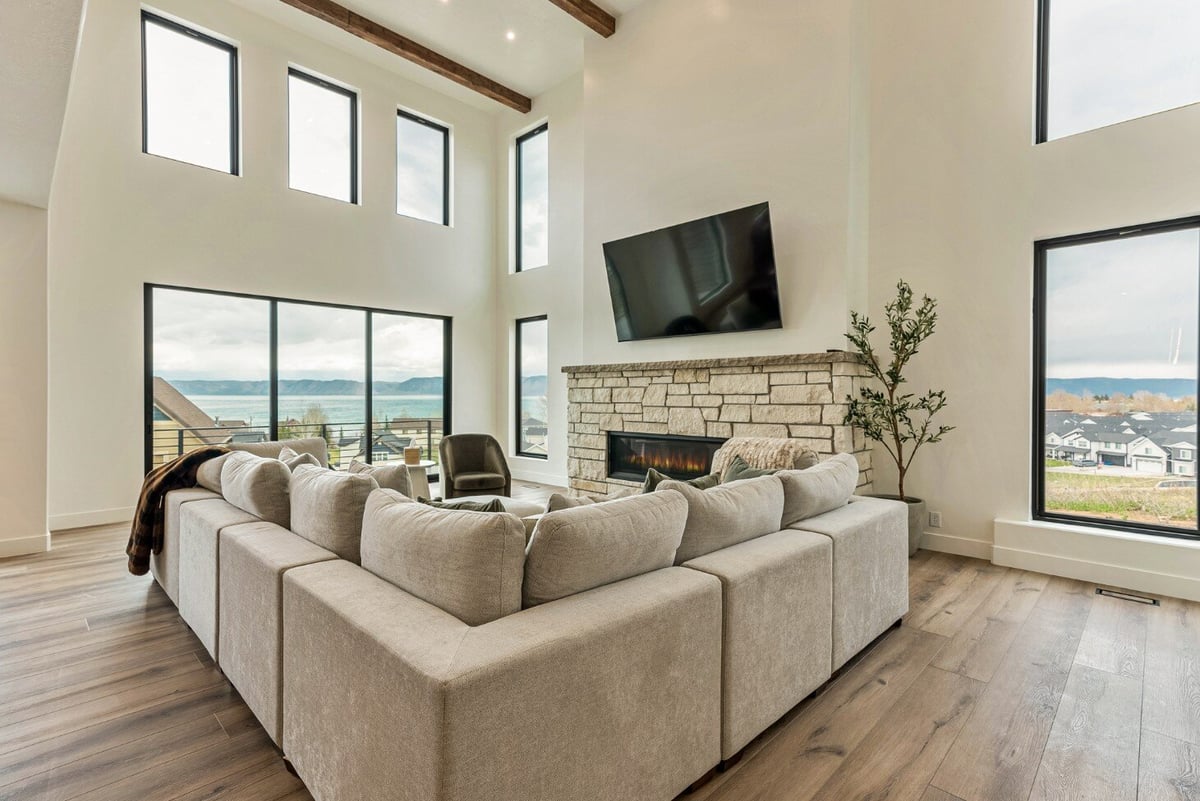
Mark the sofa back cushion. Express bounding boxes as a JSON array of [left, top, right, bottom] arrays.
[[710, 437, 819, 477], [220, 451, 292, 527], [658, 475, 785, 564], [196, 453, 231, 493], [778, 453, 860, 527], [360, 489, 525, 626], [523, 491, 687, 608], [348, 459, 411, 498], [279, 445, 322, 471], [290, 464, 379, 563], [230, 437, 329, 467]]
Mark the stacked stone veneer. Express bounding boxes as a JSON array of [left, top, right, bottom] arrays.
[[565, 352, 874, 496]]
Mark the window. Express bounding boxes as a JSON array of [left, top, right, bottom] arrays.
[[1035, 217, 1199, 539], [515, 124, 549, 271], [397, 110, 449, 225], [141, 11, 238, 173], [1037, 0, 1200, 142], [515, 316, 548, 458], [288, 69, 357, 203], [145, 285, 451, 472]]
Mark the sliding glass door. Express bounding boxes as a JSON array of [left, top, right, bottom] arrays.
[[145, 285, 451, 473]]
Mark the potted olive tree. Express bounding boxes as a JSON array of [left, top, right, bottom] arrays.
[[844, 280, 954, 556]]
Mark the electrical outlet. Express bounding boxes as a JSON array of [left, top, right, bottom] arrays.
[[929, 511, 943, 529]]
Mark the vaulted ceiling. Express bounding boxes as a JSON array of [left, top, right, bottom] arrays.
[[232, 0, 648, 111]]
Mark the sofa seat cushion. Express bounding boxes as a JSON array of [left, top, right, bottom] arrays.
[[290, 464, 378, 564], [789, 496, 909, 669], [523, 491, 687, 607], [360, 489, 525, 626], [778, 453, 860, 527], [218, 522, 337, 745], [220, 451, 292, 528], [349, 459, 412, 498], [683, 530, 833, 758], [658, 475, 785, 564], [451, 471, 507, 491]]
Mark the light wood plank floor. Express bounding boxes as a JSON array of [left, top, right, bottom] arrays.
[[2, 488, 1198, 801]]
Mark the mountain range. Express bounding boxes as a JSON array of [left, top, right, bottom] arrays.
[[166, 375, 549, 396], [1046, 377, 1196, 399]]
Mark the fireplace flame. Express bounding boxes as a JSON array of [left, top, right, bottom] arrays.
[[623, 449, 710, 475]]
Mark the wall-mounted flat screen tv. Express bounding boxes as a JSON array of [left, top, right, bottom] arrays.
[[603, 202, 783, 342]]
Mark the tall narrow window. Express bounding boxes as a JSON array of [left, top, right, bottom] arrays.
[[288, 69, 357, 203], [1035, 218, 1199, 539], [397, 110, 449, 225], [372, 314, 448, 467], [1037, 0, 1200, 142], [516, 124, 549, 271], [516, 316, 549, 458], [141, 12, 238, 173]]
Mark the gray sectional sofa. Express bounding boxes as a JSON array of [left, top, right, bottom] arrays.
[[152, 437, 909, 801]]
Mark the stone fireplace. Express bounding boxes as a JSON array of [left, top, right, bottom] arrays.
[[565, 352, 873, 496]]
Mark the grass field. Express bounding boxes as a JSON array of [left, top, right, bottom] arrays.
[[1045, 470, 1196, 525]]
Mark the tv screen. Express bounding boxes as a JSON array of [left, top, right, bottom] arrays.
[[603, 202, 783, 342]]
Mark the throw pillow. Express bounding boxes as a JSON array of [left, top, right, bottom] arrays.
[[523, 491, 688, 607], [290, 464, 379, 563], [778, 453, 860, 527], [349, 459, 412, 498], [721, 454, 779, 483], [278, 445, 321, 472], [219, 451, 292, 528], [545, 493, 598, 513], [418, 497, 506, 513], [658, 475, 785, 564], [360, 489, 525, 626], [640, 467, 720, 493]]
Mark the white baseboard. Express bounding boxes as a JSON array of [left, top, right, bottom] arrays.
[[919, 531, 994, 561], [994, 518, 1200, 603], [0, 532, 50, 559], [49, 506, 134, 532]]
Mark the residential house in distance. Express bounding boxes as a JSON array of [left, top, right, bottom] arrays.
[[1044, 410, 1196, 475]]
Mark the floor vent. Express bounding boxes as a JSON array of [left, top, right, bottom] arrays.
[[1095, 587, 1160, 606]]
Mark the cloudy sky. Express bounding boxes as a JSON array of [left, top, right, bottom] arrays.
[[520, 128, 549, 269], [153, 289, 446, 382], [1047, 0, 1200, 140], [1046, 228, 1198, 380], [397, 114, 446, 223]]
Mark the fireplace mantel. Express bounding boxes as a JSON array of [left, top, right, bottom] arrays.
[[565, 352, 873, 496]]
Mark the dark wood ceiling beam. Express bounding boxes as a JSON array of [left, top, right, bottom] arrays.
[[545, 0, 616, 37], [279, 0, 533, 113]]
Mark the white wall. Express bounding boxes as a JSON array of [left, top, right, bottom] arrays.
[[578, 0, 865, 367], [0, 200, 49, 555], [867, 0, 1200, 587], [47, 0, 499, 527], [494, 75, 585, 486]]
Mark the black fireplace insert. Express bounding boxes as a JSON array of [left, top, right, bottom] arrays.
[[607, 432, 727, 482]]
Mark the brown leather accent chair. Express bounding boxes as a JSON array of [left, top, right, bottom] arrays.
[[438, 434, 512, 499]]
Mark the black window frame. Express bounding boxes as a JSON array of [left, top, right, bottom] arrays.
[[287, 67, 360, 204], [514, 123, 549, 273], [1033, 214, 1200, 542], [396, 109, 451, 226], [144, 283, 453, 475], [515, 315, 549, 460], [140, 10, 240, 175]]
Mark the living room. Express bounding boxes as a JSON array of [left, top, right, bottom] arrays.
[[2, 0, 1199, 799]]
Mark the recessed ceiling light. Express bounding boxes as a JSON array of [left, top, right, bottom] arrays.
[[506, 30, 516, 41]]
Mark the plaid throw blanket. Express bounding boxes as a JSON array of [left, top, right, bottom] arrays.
[[126, 446, 229, 576]]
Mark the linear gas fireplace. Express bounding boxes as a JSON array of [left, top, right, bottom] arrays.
[[607, 432, 726, 482]]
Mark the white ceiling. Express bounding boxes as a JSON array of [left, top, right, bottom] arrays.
[[0, 0, 86, 208], [233, 0, 649, 110]]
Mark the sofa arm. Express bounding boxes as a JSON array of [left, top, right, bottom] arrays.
[[283, 562, 722, 801], [282, 560, 470, 801], [440, 567, 722, 801]]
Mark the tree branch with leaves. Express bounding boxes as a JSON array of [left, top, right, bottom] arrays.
[[843, 280, 954, 500]]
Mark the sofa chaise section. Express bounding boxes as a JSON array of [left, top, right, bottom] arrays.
[[178, 497, 259, 660], [282, 559, 721, 801], [152, 486, 219, 605]]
